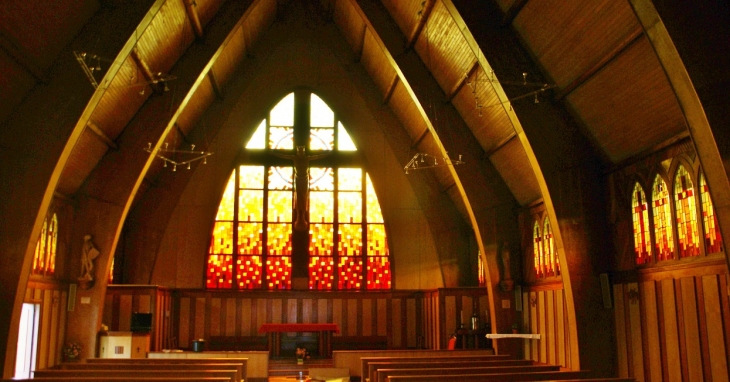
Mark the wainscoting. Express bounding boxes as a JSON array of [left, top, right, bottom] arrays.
[[521, 282, 572, 369], [25, 279, 68, 370]]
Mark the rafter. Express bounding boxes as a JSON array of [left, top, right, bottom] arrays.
[[87, 121, 118, 150], [412, 127, 431, 149], [555, 27, 644, 101], [355, 24, 367, 62], [0, 31, 48, 83], [208, 71, 224, 100], [184, 0, 205, 39], [130, 49, 166, 94], [383, 74, 399, 104], [406, 0, 436, 50], [482, 131, 516, 159], [447, 59, 478, 102], [607, 131, 691, 174], [501, 0, 530, 26]]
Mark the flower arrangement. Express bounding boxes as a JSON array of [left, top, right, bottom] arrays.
[[63, 342, 82, 360], [295, 347, 308, 359]]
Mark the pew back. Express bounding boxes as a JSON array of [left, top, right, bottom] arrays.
[[375, 365, 560, 382], [385, 370, 590, 381]]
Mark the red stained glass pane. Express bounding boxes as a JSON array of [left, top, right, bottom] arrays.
[[268, 223, 293, 255], [210, 222, 233, 254], [338, 224, 362, 256], [674, 166, 700, 258], [533, 222, 543, 278], [367, 224, 388, 256], [632, 183, 652, 264], [652, 176, 674, 261], [206, 255, 233, 289], [543, 218, 557, 276], [309, 256, 334, 290], [367, 257, 391, 290], [310, 223, 334, 256], [238, 223, 263, 255], [237, 256, 263, 289], [266, 256, 292, 289], [47, 214, 57, 275], [700, 174, 723, 254], [338, 256, 363, 290]]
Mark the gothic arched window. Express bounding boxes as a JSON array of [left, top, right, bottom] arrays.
[[206, 92, 391, 290], [32, 213, 57, 276], [652, 175, 674, 261], [700, 173, 723, 254], [674, 165, 700, 258], [542, 218, 557, 276], [533, 221, 543, 278], [632, 183, 651, 264]]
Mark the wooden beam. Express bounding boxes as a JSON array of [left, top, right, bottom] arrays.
[[406, 0, 436, 50], [184, 0, 205, 39], [355, 24, 367, 62], [555, 27, 644, 101], [87, 121, 118, 150], [412, 127, 431, 149], [607, 131, 692, 174], [130, 49, 166, 94], [0, 31, 48, 83], [383, 74, 399, 104], [482, 131, 516, 159], [501, 0, 530, 26], [446, 59, 478, 102], [208, 71, 224, 100], [442, 182, 457, 193]]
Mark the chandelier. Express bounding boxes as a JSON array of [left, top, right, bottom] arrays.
[[404, 153, 464, 174], [145, 142, 213, 171]]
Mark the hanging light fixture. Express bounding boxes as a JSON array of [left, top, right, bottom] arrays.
[[145, 142, 213, 171]]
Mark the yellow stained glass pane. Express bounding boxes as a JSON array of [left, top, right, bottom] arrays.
[[311, 94, 334, 127], [700, 173, 723, 254], [268, 190, 292, 222], [246, 119, 266, 149], [267, 223, 293, 255], [675, 165, 700, 258], [239, 165, 264, 189], [309, 223, 334, 256], [310, 128, 334, 151], [309, 256, 334, 290], [210, 222, 233, 254], [216, 173, 236, 221], [543, 218, 556, 276], [270, 93, 294, 126], [238, 222, 263, 255], [48, 214, 57, 275], [367, 224, 388, 256], [632, 183, 652, 264], [269, 126, 294, 150], [338, 122, 357, 151], [338, 192, 362, 223], [310, 191, 333, 223], [268, 167, 293, 190], [366, 175, 383, 223], [338, 168, 362, 191], [533, 221, 543, 278], [652, 175, 674, 261], [338, 224, 362, 256], [310, 167, 333, 191], [239, 190, 263, 222]]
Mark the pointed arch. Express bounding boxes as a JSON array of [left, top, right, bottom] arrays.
[[675, 165, 700, 258], [32, 213, 57, 277], [632, 183, 652, 264], [543, 217, 557, 276], [533, 220, 543, 278], [651, 175, 674, 261]]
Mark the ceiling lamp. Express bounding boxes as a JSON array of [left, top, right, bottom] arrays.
[[145, 142, 213, 172], [404, 153, 464, 175]]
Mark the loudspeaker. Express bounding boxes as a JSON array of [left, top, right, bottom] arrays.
[[67, 283, 77, 312], [600, 273, 612, 309], [515, 285, 523, 312]]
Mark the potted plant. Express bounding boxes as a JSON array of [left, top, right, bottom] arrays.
[[295, 347, 307, 365], [63, 342, 82, 362]]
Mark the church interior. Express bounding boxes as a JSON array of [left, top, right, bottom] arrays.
[[1, 0, 730, 381]]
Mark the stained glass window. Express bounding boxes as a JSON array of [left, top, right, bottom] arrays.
[[543, 218, 557, 276], [207, 92, 391, 290], [632, 183, 652, 264], [32, 213, 57, 276], [652, 175, 674, 261], [675, 165, 700, 258], [700, 173, 723, 254], [533, 221, 543, 278]]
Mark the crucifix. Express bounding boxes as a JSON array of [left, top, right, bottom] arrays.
[[273, 146, 330, 231]]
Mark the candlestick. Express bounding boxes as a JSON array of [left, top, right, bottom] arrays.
[[460, 310, 464, 327]]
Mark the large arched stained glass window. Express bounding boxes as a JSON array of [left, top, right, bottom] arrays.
[[700, 173, 723, 254], [632, 183, 651, 264], [533, 221, 543, 278], [543, 218, 558, 277], [32, 213, 57, 276], [206, 92, 391, 290], [652, 175, 674, 261], [675, 165, 700, 258]]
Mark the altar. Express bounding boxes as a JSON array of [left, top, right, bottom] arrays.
[[258, 323, 340, 358]]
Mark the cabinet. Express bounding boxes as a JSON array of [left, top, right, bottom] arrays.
[[98, 331, 150, 358]]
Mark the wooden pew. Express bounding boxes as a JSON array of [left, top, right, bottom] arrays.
[[57, 362, 244, 382], [360, 354, 513, 381], [375, 365, 560, 382], [367, 359, 534, 382], [333, 349, 498, 378], [385, 370, 590, 381], [32, 369, 238, 381], [4, 378, 232, 382], [85, 357, 248, 381]]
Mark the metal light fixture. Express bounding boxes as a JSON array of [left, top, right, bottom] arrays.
[[403, 152, 465, 174], [145, 142, 213, 172]]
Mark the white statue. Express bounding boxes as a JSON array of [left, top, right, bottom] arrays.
[[80, 235, 99, 281]]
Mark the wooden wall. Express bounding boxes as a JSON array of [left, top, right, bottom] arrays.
[[24, 280, 68, 371], [613, 260, 730, 382], [424, 288, 490, 349], [521, 283, 571, 369], [103, 285, 174, 352]]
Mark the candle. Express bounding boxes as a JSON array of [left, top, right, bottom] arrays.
[[460, 310, 463, 325]]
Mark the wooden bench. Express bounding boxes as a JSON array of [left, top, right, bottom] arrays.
[[32, 369, 238, 381], [375, 365, 560, 382], [57, 362, 244, 382], [361, 354, 513, 381], [86, 357, 249, 381], [4, 378, 232, 382], [384, 370, 591, 381], [367, 359, 534, 382]]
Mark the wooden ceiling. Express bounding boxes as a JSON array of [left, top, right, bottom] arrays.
[[0, 0, 692, 214]]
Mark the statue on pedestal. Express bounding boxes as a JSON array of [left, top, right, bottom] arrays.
[[499, 241, 514, 292], [78, 235, 99, 289]]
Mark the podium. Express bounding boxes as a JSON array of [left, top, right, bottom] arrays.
[[98, 331, 150, 358]]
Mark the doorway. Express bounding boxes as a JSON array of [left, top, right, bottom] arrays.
[[14, 303, 39, 378]]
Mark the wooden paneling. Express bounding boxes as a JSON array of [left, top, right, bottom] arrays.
[[381, 0, 421, 39], [360, 29, 397, 97], [24, 280, 68, 370], [522, 285, 571, 370], [489, 137, 541, 206], [614, 267, 730, 381]]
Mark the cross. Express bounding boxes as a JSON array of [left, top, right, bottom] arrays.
[[273, 146, 330, 231]]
